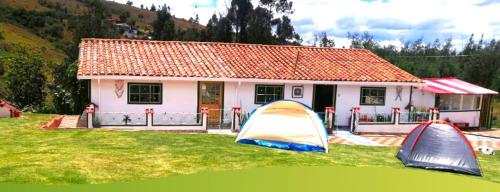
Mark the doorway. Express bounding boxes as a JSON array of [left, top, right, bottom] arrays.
[[313, 85, 336, 113], [199, 82, 224, 126]]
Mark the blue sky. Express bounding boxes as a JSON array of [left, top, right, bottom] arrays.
[[116, 0, 500, 48]]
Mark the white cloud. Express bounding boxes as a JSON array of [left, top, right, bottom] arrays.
[[115, 0, 500, 49]]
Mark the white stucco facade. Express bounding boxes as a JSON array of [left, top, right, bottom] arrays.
[[90, 79, 422, 127], [335, 85, 412, 126], [91, 79, 198, 114], [89, 78, 490, 130]]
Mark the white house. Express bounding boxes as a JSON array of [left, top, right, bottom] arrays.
[[77, 38, 497, 132]]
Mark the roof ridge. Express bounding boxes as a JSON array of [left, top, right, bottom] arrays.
[[81, 38, 369, 52]]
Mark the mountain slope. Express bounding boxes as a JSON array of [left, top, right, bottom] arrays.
[[0, 22, 65, 62], [0, 0, 204, 30]]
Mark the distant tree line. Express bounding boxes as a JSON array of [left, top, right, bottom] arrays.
[[152, 0, 302, 45], [346, 32, 500, 91]]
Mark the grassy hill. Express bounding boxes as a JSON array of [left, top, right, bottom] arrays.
[[0, 22, 65, 62], [0, 0, 203, 30]]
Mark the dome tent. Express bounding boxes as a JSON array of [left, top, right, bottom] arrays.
[[397, 121, 481, 176], [235, 100, 328, 153]]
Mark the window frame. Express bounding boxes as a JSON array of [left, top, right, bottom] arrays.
[[437, 94, 482, 111], [254, 84, 284, 104], [127, 83, 163, 104], [359, 87, 386, 106]]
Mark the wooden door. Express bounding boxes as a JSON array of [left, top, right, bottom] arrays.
[[199, 82, 223, 126]]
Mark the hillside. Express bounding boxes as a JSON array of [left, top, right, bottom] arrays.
[[103, 1, 204, 30], [0, 0, 204, 30], [0, 22, 65, 62]]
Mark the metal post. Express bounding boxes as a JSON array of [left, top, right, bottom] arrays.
[[201, 107, 209, 131], [428, 108, 434, 121], [350, 107, 360, 133], [231, 107, 241, 132], [433, 108, 439, 121], [393, 107, 400, 125], [145, 108, 154, 128], [86, 104, 95, 128], [325, 107, 334, 134]]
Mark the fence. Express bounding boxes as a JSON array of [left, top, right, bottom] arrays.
[[358, 113, 393, 124], [350, 107, 440, 134], [152, 112, 202, 126], [399, 112, 430, 124], [95, 112, 147, 127]]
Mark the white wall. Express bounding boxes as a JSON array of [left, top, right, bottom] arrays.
[[91, 79, 420, 128], [439, 111, 481, 127], [223, 82, 314, 114], [91, 79, 198, 114], [411, 87, 435, 108], [335, 85, 412, 126]]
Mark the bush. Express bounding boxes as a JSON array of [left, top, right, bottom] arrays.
[[5, 54, 47, 110]]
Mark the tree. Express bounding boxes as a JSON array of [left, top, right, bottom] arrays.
[[204, 14, 219, 41], [314, 32, 335, 47], [216, 17, 234, 42], [348, 31, 377, 50], [56, 0, 116, 114], [5, 54, 46, 110], [202, 13, 233, 42], [68, 0, 117, 60], [150, 4, 156, 11], [246, 7, 273, 44], [126, 1, 133, 6], [152, 5, 175, 41], [119, 11, 131, 22], [140, 4, 144, 9], [275, 16, 300, 44], [189, 14, 200, 24], [227, 0, 253, 43]]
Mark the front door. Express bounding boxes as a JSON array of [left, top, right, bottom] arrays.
[[199, 82, 223, 126], [313, 85, 336, 113]]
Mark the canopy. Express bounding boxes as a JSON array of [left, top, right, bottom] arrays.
[[397, 121, 481, 176], [417, 77, 497, 95], [235, 100, 329, 153]]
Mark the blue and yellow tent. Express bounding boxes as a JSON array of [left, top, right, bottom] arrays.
[[235, 100, 329, 153]]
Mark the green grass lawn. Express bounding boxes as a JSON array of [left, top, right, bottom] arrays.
[[0, 113, 499, 185]]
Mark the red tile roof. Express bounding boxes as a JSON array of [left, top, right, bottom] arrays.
[[77, 38, 421, 83]]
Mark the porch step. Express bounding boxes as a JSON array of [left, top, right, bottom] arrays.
[[59, 115, 81, 128]]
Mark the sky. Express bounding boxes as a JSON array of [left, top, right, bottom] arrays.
[[112, 0, 500, 49]]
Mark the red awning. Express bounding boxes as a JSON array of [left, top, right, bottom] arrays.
[[416, 78, 498, 95]]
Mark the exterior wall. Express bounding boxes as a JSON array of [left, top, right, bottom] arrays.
[[411, 87, 435, 108], [0, 107, 10, 118], [439, 111, 481, 127], [223, 82, 314, 114], [92, 79, 415, 128], [91, 79, 198, 114], [335, 85, 412, 126]]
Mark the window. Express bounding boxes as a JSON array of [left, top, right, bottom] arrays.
[[255, 85, 284, 104], [360, 87, 386, 105], [438, 95, 481, 111], [128, 83, 162, 104]]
